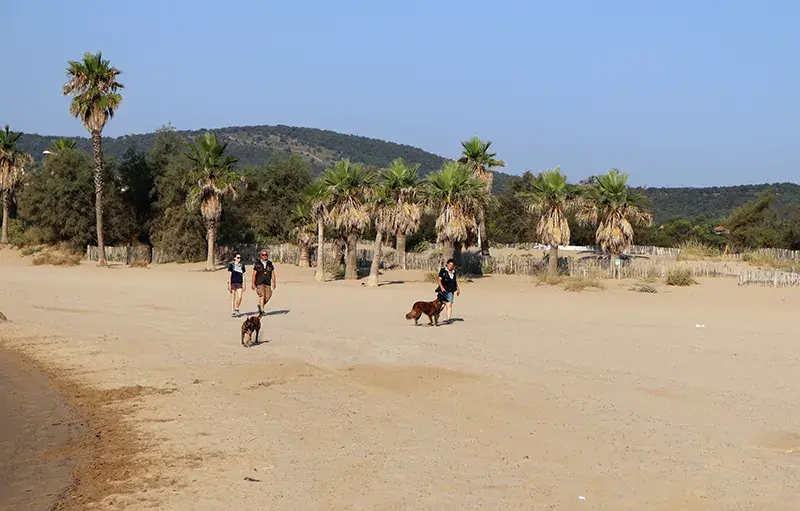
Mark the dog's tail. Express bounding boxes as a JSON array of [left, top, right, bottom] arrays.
[[405, 309, 416, 319]]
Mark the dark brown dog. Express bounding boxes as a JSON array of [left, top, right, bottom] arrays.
[[241, 316, 261, 347], [405, 299, 445, 326]]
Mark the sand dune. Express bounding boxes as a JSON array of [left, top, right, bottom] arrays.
[[1, 248, 800, 510]]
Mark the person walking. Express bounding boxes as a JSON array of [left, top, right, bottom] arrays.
[[227, 252, 246, 317], [252, 249, 277, 316], [438, 258, 460, 324]]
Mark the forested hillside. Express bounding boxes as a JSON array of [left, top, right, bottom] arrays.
[[16, 124, 515, 191], [15, 124, 799, 223]]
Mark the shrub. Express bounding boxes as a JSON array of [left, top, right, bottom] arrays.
[[410, 240, 431, 253], [20, 246, 43, 257], [129, 259, 150, 268], [536, 274, 604, 292], [324, 262, 345, 280], [423, 271, 439, 283], [665, 266, 696, 286], [562, 276, 604, 292], [676, 239, 721, 260], [741, 251, 799, 271], [32, 248, 82, 267], [6, 218, 25, 246], [630, 283, 658, 293]]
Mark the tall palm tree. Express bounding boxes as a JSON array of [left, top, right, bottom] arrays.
[[305, 180, 330, 282], [63, 51, 123, 266], [382, 158, 423, 270], [320, 159, 373, 280], [519, 167, 581, 275], [185, 132, 241, 271], [366, 182, 393, 287], [0, 126, 33, 244], [579, 169, 653, 259], [425, 161, 488, 264], [458, 136, 505, 256], [291, 203, 316, 268]]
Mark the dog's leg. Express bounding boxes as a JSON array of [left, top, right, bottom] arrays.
[[427, 314, 433, 326], [255, 328, 260, 345], [241, 330, 246, 347], [434, 313, 439, 326]]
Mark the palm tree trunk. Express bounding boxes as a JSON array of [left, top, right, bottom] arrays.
[[206, 222, 216, 271], [453, 241, 463, 268], [442, 242, 454, 264], [345, 232, 358, 279], [366, 230, 383, 287], [91, 131, 106, 266], [396, 233, 407, 270], [315, 218, 325, 282], [478, 210, 490, 256], [548, 245, 559, 275], [298, 244, 310, 267], [1, 191, 9, 244]]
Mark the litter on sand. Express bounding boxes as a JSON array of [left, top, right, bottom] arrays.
[[695, 324, 706, 328]]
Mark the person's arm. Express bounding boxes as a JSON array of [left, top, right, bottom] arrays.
[[242, 265, 246, 293], [456, 277, 461, 296], [271, 264, 277, 289], [251, 264, 257, 290], [438, 270, 446, 293], [227, 265, 232, 292]]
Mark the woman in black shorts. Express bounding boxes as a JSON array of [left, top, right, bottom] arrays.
[[227, 252, 246, 317]]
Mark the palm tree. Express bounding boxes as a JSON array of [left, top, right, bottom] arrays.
[[382, 158, 423, 270], [519, 167, 581, 275], [425, 161, 488, 264], [579, 169, 653, 260], [185, 132, 241, 271], [0, 126, 34, 244], [319, 159, 372, 280], [366, 182, 393, 287], [291, 203, 316, 268], [63, 51, 123, 266], [305, 180, 329, 282], [458, 136, 505, 256], [51, 138, 77, 152]]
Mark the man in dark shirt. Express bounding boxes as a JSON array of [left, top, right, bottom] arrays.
[[438, 258, 460, 324], [251, 249, 277, 316]]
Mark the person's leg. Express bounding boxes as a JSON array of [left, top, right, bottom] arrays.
[[445, 292, 454, 322], [257, 285, 267, 314], [230, 288, 236, 315], [235, 287, 243, 313]]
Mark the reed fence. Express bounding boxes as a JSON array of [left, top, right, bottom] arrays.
[[738, 269, 800, 287], [86, 245, 151, 264]]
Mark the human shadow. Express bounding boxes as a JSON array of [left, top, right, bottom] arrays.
[[240, 309, 290, 318]]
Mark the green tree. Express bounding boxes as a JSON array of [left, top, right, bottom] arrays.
[[1, 126, 34, 244], [382, 158, 423, 270], [519, 167, 581, 274], [185, 132, 242, 271], [19, 147, 134, 248], [149, 127, 206, 262], [458, 136, 505, 255], [63, 51, 124, 265], [320, 159, 373, 279], [118, 144, 156, 244], [424, 161, 488, 264], [579, 169, 653, 258]]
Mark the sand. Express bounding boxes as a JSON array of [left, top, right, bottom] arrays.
[[1, 247, 800, 510]]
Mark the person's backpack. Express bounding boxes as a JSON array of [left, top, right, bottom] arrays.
[[435, 287, 449, 302]]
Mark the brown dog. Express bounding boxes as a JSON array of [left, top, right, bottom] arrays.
[[240, 316, 261, 347], [405, 298, 445, 326]]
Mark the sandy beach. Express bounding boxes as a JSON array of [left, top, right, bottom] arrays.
[[2, 248, 800, 510]]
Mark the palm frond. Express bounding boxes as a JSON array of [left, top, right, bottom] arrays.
[[63, 52, 123, 133]]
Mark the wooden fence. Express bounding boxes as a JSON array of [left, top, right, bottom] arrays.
[[738, 269, 800, 287], [86, 245, 151, 264]]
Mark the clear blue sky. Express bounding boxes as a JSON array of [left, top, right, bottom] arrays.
[[3, 0, 798, 186]]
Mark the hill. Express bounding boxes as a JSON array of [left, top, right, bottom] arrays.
[[634, 183, 800, 223], [16, 124, 516, 192], [15, 124, 800, 223]]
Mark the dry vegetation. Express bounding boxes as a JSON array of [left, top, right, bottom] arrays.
[[676, 239, 722, 261], [128, 259, 150, 268], [536, 274, 605, 292], [31, 247, 82, 267], [741, 251, 800, 272], [665, 266, 696, 286], [630, 282, 658, 293]]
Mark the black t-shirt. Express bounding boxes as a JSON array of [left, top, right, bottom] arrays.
[[253, 259, 274, 286], [227, 262, 245, 284], [438, 268, 457, 292]]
